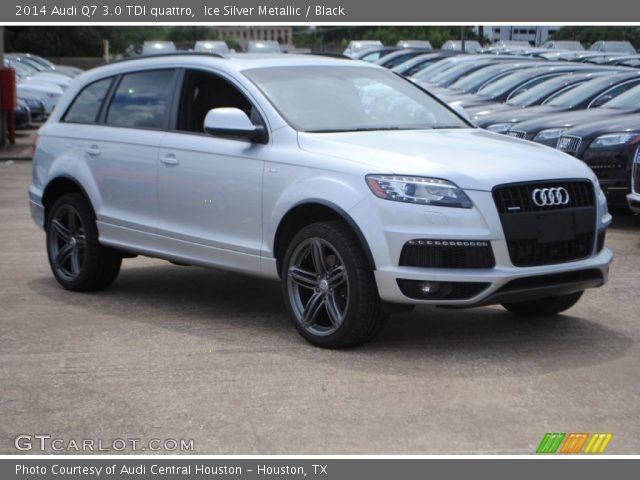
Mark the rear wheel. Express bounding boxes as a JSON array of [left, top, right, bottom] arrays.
[[502, 291, 584, 317], [46, 193, 122, 291], [282, 221, 387, 348]]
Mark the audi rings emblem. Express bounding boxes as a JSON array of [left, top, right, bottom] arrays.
[[531, 187, 570, 207]]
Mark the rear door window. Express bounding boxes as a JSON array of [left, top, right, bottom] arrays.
[[105, 70, 176, 129]]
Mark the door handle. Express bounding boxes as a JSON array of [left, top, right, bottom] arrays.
[[85, 145, 101, 156], [160, 154, 179, 166]]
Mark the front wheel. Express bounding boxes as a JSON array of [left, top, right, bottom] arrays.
[[281, 221, 387, 348], [502, 291, 584, 317]]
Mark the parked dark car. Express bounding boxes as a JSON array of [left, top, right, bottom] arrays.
[[451, 65, 616, 109], [375, 48, 432, 69], [468, 71, 608, 128], [15, 100, 31, 129], [355, 47, 400, 62], [505, 83, 640, 146], [555, 113, 640, 207], [20, 96, 46, 122], [432, 61, 542, 100], [391, 51, 461, 76]]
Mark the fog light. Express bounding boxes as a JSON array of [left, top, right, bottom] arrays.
[[419, 281, 440, 296]]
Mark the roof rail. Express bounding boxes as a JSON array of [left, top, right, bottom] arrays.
[[101, 51, 227, 66]]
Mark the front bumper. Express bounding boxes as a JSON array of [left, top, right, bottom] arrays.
[[350, 188, 612, 306], [582, 147, 634, 206], [374, 248, 611, 305]]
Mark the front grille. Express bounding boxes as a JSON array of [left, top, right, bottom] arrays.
[[493, 180, 595, 214], [557, 135, 582, 155], [506, 130, 527, 139], [585, 158, 626, 180], [397, 279, 489, 300], [506, 233, 594, 267], [399, 239, 495, 268], [596, 230, 606, 253], [493, 180, 596, 267], [633, 150, 640, 193]]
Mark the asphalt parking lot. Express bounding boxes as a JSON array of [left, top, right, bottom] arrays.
[[1, 157, 639, 455]]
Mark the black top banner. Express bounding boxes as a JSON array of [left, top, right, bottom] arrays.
[[1, 0, 637, 22]]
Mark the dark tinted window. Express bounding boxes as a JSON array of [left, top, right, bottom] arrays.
[[64, 78, 112, 124], [176, 70, 260, 134], [106, 70, 175, 129]]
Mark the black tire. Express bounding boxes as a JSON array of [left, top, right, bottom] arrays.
[[502, 291, 584, 317], [46, 192, 122, 291], [281, 221, 387, 348]]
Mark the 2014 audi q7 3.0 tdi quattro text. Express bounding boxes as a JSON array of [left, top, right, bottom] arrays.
[[29, 54, 613, 348]]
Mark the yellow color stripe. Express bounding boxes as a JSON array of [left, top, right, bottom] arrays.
[[598, 434, 613, 453]]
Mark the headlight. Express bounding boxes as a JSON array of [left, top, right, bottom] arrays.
[[366, 175, 472, 208], [590, 132, 640, 148], [486, 123, 512, 134], [533, 128, 567, 142]]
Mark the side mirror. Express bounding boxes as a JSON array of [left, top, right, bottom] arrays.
[[204, 107, 266, 142], [449, 102, 473, 124]]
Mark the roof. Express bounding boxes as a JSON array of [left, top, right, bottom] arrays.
[[90, 52, 368, 77]]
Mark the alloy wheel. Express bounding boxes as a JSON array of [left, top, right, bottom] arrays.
[[48, 205, 87, 282], [286, 238, 350, 336]]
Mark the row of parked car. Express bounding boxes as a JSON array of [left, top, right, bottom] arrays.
[[354, 42, 639, 213], [4, 53, 83, 128]]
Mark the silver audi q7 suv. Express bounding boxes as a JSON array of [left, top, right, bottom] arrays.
[[29, 54, 613, 348]]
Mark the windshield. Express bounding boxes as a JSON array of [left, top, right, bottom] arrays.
[[244, 66, 468, 132], [602, 84, 640, 110], [410, 58, 462, 80], [507, 77, 581, 107], [477, 71, 543, 98], [545, 77, 613, 108], [6, 60, 33, 79], [391, 54, 437, 74], [428, 61, 492, 86], [449, 65, 520, 92]]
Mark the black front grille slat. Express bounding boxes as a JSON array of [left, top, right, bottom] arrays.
[[506, 130, 526, 139], [493, 180, 597, 267], [506, 233, 594, 267], [399, 240, 495, 269], [557, 135, 582, 156]]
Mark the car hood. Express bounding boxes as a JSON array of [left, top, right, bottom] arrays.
[[560, 113, 640, 139], [513, 107, 632, 133], [297, 128, 595, 191], [455, 96, 496, 109], [473, 105, 561, 128]]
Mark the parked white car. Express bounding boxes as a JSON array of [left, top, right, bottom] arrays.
[[142, 41, 177, 55], [29, 55, 612, 348], [343, 40, 383, 58], [5, 56, 73, 90], [194, 41, 229, 54], [396, 40, 432, 49]]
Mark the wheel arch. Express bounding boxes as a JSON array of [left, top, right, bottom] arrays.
[[42, 176, 96, 226], [273, 199, 376, 277]]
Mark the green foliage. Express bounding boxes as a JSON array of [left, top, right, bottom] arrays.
[[551, 26, 640, 49], [223, 36, 242, 52]]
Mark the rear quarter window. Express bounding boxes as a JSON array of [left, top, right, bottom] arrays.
[[63, 78, 113, 124]]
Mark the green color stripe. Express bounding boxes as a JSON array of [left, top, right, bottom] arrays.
[[537, 433, 566, 454]]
